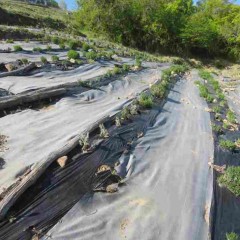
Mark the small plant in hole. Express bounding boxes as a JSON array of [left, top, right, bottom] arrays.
[[227, 110, 237, 124], [59, 43, 65, 49], [68, 40, 80, 50], [135, 56, 142, 68], [218, 167, 240, 197], [51, 55, 59, 62], [115, 116, 121, 127], [213, 106, 221, 114], [13, 45, 23, 52], [212, 124, 223, 134], [6, 39, 14, 43], [82, 42, 90, 51], [67, 50, 79, 60], [79, 133, 90, 152], [219, 139, 236, 152], [52, 36, 60, 44], [20, 58, 29, 65], [129, 104, 139, 115], [138, 93, 153, 108], [226, 232, 239, 240], [33, 47, 43, 52], [46, 45, 52, 51], [121, 106, 131, 120], [40, 56, 48, 64], [99, 123, 109, 138], [86, 51, 97, 60], [123, 64, 130, 72]]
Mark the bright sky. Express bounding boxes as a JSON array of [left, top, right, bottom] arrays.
[[61, 0, 240, 11]]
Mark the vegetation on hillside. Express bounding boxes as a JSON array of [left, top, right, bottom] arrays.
[[75, 0, 240, 61]]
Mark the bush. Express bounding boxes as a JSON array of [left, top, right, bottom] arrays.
[[13, 45, 23, 52], [218, 167, 240, 196], [138, 93, 153, 108], [67, 50, 79, 60], [40, 56, 48, 64], [51, 55, 59, 62], [86, 51, 97, 60], [68, 40, 80, 50], [219, 139, 236, 152]]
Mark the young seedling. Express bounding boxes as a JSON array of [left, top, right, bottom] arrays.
[[40, 56, 48, 65], [79, 133, 90, 152], [219, 139, 236, 152], [226, 232, 239, 240], [130, 104, 138, 115], [99, 123, 109, 138], [121, 106, 131, 120]]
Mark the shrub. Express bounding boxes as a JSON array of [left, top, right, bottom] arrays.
[[6, 39, 14, 43], [219, 139, 236, 152], [67, 40, 80, 50], [51, 55, 59, 62], [40, 56, 48, 64], [86, 51, 97, 60], [13, 45, 23, 52], [67, 50, 79, 60], [138, 93, 153, 108], [82, 43, 90, 51], [218, 167, 240, 196], [227, 110, 237, 124]]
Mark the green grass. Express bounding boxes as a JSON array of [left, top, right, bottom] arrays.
[[51, 55, 59, 62], [226, 232, 239, 240], [218, 167, 240, 197], [227, 110, 237, 124], [40, 56, 48, 64], [68, 40, 81, 50]]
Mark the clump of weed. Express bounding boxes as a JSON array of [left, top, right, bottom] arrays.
[[40, 56, 48, 64], [129, 104, 139, 115], [138, 93, 153, 108], [99, 123, 109, 138], [213, 106, 221, 113], [218, 167, 240, 196], [151, 83, 167, 99], [67, 50, 79, 60], [59, 43, 65, 49], [219, 139, 236, 152], [135, 56, 142, 68], [212, 124, 223, 135], [13, 45, 23, 52], [123, 64, 130, 72]]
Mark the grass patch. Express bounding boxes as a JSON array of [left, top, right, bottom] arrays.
[[67, 40, 80, 50], [40, 56, 48, 64], [218, 167, 240, 196], [227, 110, 237, 124], [51, 55, 59, 62], [226, 232, 239, 240]]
